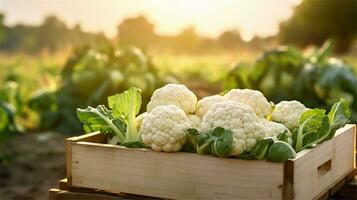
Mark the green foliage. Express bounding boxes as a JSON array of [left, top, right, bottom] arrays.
[[266, 141, 296, 162], [294, 109, 328, 152], [184, 98, 349, 161], [239, 138, 296, 162], [279, 0, 357, 52], [107, 87, 142, 143], [0, 81, 24, 140], [328, 98, 351, 133], [0, 102, 23, 141], [182, 128, 200, 153], [294, 99, 350, 152], [0, 81, 23, 113], [29, 46, 173, 134], [224, 42, 357, 123], [28, 89, 57, 112], [237, 99, 349, 161], [76, 105, 126, 139], [183, 127, 233, 158], [244, 138, 275, 160], [76, 87, 145, 147]]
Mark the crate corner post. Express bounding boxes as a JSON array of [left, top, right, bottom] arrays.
[[283, 159, 294, 200], [66, 137, 76, 187]]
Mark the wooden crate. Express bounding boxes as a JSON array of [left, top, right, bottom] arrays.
[[65, 124, 356, 200], [49, 175, 357, 200]]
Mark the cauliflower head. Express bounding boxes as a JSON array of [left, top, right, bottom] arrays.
[[224, 89, 271, 117], [201, 101, 265, 156], [147, 84, 197, 114], [140, 105, 189, 152], [196, 95, 226, 117], [136, 112, 147, 130], [272, 100, 308, 130], [187, 114, 201, 129], [262, 119, 293, 145]]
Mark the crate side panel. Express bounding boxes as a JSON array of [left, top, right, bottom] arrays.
[[293, 125, 355, 199], [71, 143, 284, 200]]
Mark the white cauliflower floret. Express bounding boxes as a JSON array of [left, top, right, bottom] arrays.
[[140, 105, 189, 152], [224, 89, 271, 118], [272, 100, 308, 130], [262, 119, 293, 145], [201, 101, 265, 156], [187, 114, 201, 129], [136, 112, 147, 130], [147, 84, 197, 114], [196, 95, 226, 117]]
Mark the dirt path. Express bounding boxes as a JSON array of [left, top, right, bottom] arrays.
[[0, 132, 67, 200]]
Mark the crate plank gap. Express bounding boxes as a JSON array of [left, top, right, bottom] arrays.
[[63, 124, 356, 200]]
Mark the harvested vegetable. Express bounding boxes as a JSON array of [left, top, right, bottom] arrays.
[[140, 105, 189, 152], [224, 89, 271, 118], [146, 83, 197, 114], [271, 100, 308, 130], [201, 101, 266, 156], [76, 83, 350, 163], [184, 127, 233, 158], [77, 87, 145, 147], [195, 95, 226, 117], [293, 98, 350, 152]]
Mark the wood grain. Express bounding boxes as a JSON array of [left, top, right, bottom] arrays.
[[66, 139, 73, 186], [49, 189, 59, 200], [58, 178, 68, 190], [67, 132, 106, 143], [66, 132, 107, 186], [71, 142, 284, 200], [49, 189, 126, 200], [293, 124, 355, 200], [283, 160, 294, 200], [66, 124, 356, 200]]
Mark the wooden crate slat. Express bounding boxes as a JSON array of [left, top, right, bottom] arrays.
[[293, 124, 355, 199], [71, 142, 284, 199], [65, 124, 356, 200], [58, 178, 68, 190]]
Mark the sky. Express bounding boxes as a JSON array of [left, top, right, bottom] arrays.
[[0, 0, 301, 41]]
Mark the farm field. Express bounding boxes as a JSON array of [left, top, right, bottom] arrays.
[[1, 47, 356, 132], [0, 51, 239, 200], [1, 50, 356, 200], [1, 0, 356, 199]]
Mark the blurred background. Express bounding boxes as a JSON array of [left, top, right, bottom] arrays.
[[0, 0, 356, 199]]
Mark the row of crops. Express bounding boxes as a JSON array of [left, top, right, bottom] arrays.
[[1, 42, 356, 140], [224, 42, 357, 123], [0, 46, 176, 140]]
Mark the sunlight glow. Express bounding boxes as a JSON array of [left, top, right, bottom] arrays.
[[1, 0, 301, 38]]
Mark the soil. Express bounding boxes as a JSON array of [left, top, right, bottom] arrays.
[[0, 132, 67, 200]]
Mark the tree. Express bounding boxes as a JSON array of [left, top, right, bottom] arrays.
[[174, 26, 201, 51], [218, 30, 243, 49], [38, 15, 69, 51], [279, 0, 357, 53], [0, 13, 6, 45], [117, 15, 157, 49]]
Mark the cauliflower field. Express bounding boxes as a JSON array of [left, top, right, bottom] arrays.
[[76, 83, 351, 163]]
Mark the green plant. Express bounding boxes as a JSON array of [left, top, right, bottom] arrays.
[[294, 98, 350, 152], [224, 41, 357, 123], [77, 87, 144, 147], [29, 45, 175, 134], [184, 127, 233, 158], [0, 81, 24, 140]]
